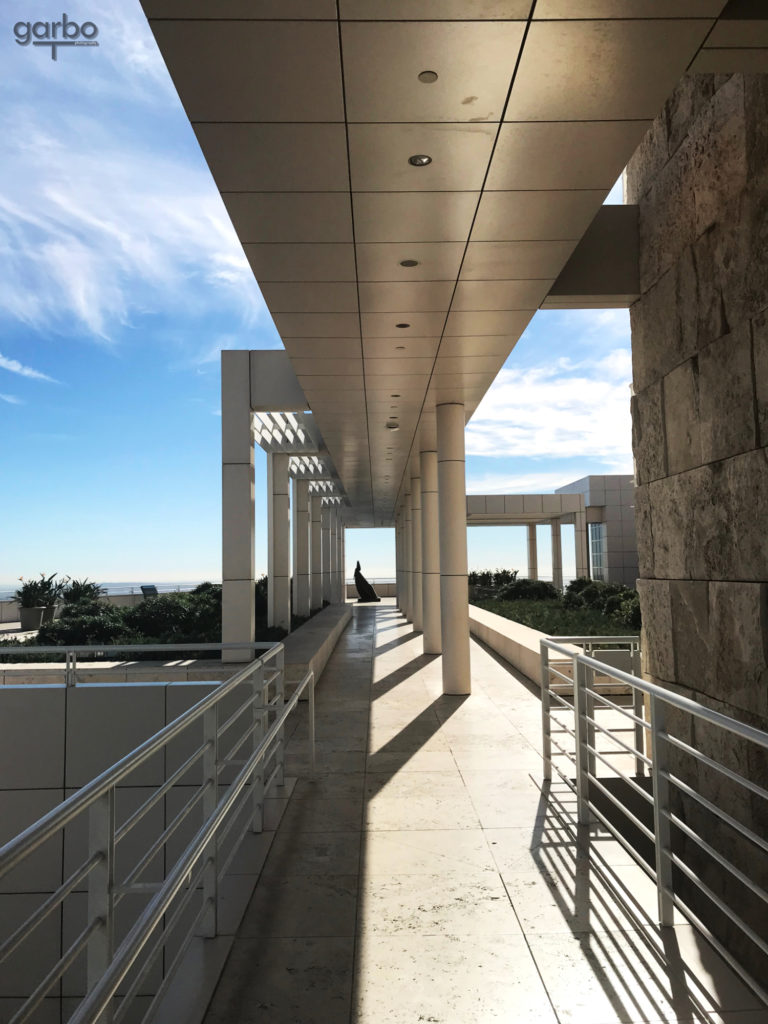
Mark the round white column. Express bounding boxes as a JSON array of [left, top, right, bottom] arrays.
[[293, 478, 311, 618], [330, 504, 340, 603], [403, 492, 413, 622], [411, 461, 423, 631], [437, 402, 471, 694], [527, 523, 539, 580], [321, 503, 332, 605], [310, 491, 323, 611], [268, 452, 291, 631], [551, 520, 563, 591], [420, 449, 441, 654]]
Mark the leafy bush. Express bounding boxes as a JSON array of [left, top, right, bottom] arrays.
[[476, 598, 635, 637], [565, 576, 592, 596], [15, 573, 66, 608], [254, 575, 268, 617], [36, 605, 138, 646], [497, 578, 559, 602], [62, 578, 105, 605]]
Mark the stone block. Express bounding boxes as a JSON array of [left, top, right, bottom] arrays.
[[637, 578, 675, 682], [638, 133, 696, 292], [647, 475, 690, 580], [690, 74, 747, 237], [631, 380, 667, 485], [669, 581, 711, 694], [753, 310, 768, 448], [625, 113, 669, 205], [721, 448, 768, 581], [698, 325, 757, 464], [708, 581, 768, 720], [630, 267, 683, 392], [663, 357, 702, 475], [665, 73, 716, 158], [743, 184, 768, 322], [744, 73, 768, 187], [633, 484, 654, 578]]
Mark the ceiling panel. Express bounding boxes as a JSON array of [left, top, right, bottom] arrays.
[[348, 123, 496, 191], [272, 312, 361, 337], [462, 240, 578, 279], [259, 282, 359, 313], [244, 243, 356, 282], [506, 19, 713, 122], [444, 310, 534, 335], [361, 312, 446, 337], [358, 281, 455, 312], [365, 358, 435, 376], [300, 375, 365, 391], [223, 194, 353, 244], [340, 0, 531, 17], [363, 337, 439, 359], [145, 1, 337, 15], [706, 19, 768, 46], [534, 1, 724, 17], [488, 121, 651, 191], [284, 338, 361, 359], [152, 22, 343, 122], [341, 21, 523, 123], [356, 242, 465, 281], [472, 190, 606, 241], [438, 336, 518, 358], [193, 124, 349, 192], [353, 192, 478, 243], [293, 358, 363, 376], [451, 279, 552, 310]]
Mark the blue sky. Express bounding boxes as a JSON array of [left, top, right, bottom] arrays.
[[0, 1, 632, 590]]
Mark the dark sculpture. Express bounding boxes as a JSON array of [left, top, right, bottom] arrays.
[[354, 561, 380, 603]]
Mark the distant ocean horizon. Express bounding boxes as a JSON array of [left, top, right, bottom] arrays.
[[0, 580, 218, 601]]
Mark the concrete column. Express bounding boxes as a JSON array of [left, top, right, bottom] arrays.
[[293, 478, 310, 618], [338, 517, 346, 602], [221, 351, 255, 662], [527, 523, 538, 581], [403, 493, 413, 622], [420, 449, 441, 654], [411, 459, 423, 631], [310, 491, 323, 611], [394, 513, 402, 609], [551, 520, 563, 591], [437, 402, 471, 695], [574, 511, 589, 580], [321, 503, 332, 605], [267, 452, 291, 631]]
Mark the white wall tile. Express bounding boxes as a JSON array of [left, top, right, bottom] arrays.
[[0, 687, 65, 788]]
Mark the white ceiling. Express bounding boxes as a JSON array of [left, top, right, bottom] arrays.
[[140, 0, 751, 526]]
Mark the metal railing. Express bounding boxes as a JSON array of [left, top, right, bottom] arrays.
[[0, 642, 316, 1024], [540, 636, 768, 1008], [0, 641, 263, 685]]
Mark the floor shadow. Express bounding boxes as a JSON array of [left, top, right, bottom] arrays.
[[372, 630, 421, 657]]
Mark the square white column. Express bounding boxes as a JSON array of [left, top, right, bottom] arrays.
[[420, 450, 441, 654], [293, 478, 311, 618], [411, 458, 423, 631], [527, 523, 539, 581], [268, 452, 291, 631], [310, 491, 323, 611]]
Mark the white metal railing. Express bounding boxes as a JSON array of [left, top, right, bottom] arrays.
[[540, 636, 768, 1008], [0, 641, 262, 685], [0, 642, 316, 1024]]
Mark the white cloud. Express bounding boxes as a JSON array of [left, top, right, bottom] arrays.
[[1, 393, 23, 405], [0, 352, 58, 383], [466, 347, 633, 463], [467, 470, 580, 495]]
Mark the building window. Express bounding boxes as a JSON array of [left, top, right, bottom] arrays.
[[590, 523, 606, 581]]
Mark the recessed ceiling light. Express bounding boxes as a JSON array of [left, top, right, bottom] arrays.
[[396, 323, 410, 329], [390, 393, 400, 398], [408, 153, 432, 167], [418, 70, 438, 84], [395, 345, 405, 350], [386, 421, 400, 431], [399, 259, 418, 268]]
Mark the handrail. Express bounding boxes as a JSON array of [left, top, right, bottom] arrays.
[[68, 667, 315, 1024], [0, 641, 273, 655], [0, 643, 282, 880]]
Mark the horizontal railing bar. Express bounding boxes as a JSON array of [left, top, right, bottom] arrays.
[[585, 688, 649, 730], [547, 636, 641, 645], [0, 853, 101, 964], [586, 774, 656, 843], [113, 881, 162, 896], [68, 667, 314, 1024], [668, 811, 768, 908], [547, 689, 574, 711], [585, 745, 655, 804], [664, 733, 768, 804], [0, 648, 282, 879], [546, 667, 573, 686], [590, 802, 659, 876], [543, 643, 768, 751], [588, 718, 653, 767], [117, 783, 212, 898], [113, 859, 209, 1020], [216, 804, 258, 883], [669, 892, 768, 1008], [661, 770, 768, 857], [115, 743, 209, 845], [220, 716, 265, 767], [10, 917, 102, 1024], [217, 692, 264, 741], [139, 896, 212, 1024], [670, 853, 768, 958], [549, 735, 577, 764], [0, 642, 275, 656]]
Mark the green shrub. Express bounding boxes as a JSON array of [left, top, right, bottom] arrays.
[[62, 578, 105, 605], [565, 576, 592, 596], [498, 578, 559, 601], [36, 606, 137, 646]]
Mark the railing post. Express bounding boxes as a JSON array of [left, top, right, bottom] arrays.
[[585, 662, 596, 780], [251, 661, 265, 833], [540, 643, 551, 782], [572, 655, 592, 828], [275, 646, 285, 788], [201, 707, 219, 938], [87, 788, 115, 1023], [631, 643, 645, 774], [308, 671, 316, 778], [650, 694, 675, 926]]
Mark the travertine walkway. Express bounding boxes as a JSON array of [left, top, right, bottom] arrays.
[[203, 600, 764, 1024]]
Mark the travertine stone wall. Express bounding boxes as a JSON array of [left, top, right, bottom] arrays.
[[627, 73, 768, 974]]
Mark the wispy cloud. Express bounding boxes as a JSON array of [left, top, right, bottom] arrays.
[[0, 352, 58, 383], [466, 347, 633, 463], [1, 393, 23, 405], [467, 470, 582, 495]]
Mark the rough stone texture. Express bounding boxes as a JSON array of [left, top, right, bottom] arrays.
[[629, 73, 768, 980]]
